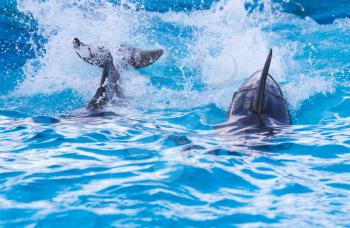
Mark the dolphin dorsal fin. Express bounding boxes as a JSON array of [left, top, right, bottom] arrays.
[[255, 49, 272, 115]]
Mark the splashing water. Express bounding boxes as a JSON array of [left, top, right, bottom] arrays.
[[12, 0, 335, 112]]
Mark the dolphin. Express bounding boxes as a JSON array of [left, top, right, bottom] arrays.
[[226, 49, 290, 131], [73, 38, 164, 112]]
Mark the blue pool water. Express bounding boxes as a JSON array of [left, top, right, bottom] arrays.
[[1, 0, 350, 226]]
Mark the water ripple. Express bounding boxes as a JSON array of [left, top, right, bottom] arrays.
[[1, 111, 350, 226]]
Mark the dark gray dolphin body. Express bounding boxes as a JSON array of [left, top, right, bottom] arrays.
[[73, 38, 164, 112], [227, 49, 290, 131]]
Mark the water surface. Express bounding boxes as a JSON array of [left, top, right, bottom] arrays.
[[1, 0, 350, 226]]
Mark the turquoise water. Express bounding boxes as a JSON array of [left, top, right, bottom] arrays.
[[1, 0, 350, 226]]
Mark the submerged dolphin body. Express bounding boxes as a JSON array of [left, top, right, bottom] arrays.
[[227, 49, 290, 131], [73, 38, 164, 112]]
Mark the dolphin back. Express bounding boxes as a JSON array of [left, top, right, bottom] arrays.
[[228, 49, 290, 127]]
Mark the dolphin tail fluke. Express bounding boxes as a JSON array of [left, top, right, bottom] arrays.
[[73, 38, 164, 69], [255, 48, 272, 115], [128, 48, 164, 69]]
